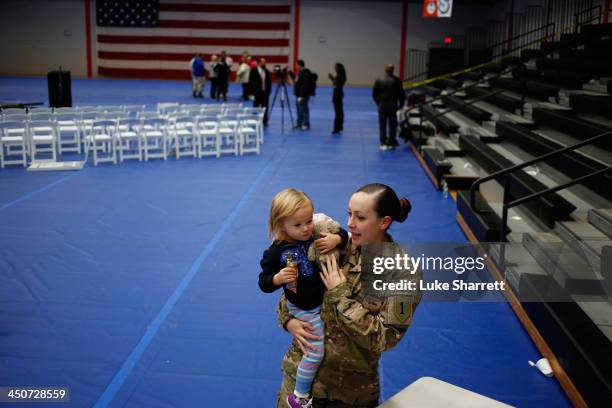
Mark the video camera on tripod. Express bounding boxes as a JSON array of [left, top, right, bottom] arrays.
[[269, 65, 294, 132], [273, 65, 289, 82]]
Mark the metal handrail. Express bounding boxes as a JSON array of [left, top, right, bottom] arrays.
[[488, 22, 555, 53], [404, 27, 557, 91], [404, 0, 603, 87], [415, 83, 523, 152], [404, 20, 555, 84], [468, 129, 612, 241], [421, 82, 522, 123], [407, 66, 514, 113], [574, 5, 602, 33]]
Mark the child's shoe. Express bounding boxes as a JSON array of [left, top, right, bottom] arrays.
[[287, 394, 312, 408]]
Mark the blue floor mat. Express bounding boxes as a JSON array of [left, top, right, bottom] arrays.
[[0, 76, 570, 407]]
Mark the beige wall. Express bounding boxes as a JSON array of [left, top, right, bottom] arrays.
[[0, 0, 499, 85], [298, 1, 403, 87], [0, 0, 88, 77]]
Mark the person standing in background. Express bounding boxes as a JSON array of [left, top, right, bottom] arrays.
[[248, 57, 272, 127], [221, 50, 233, 99], [289, 60, 313, 131], [221, 50, 233, 70], [236, 55, 251, 101], [328, 63, 346, 134], [372, 64, 406, 150], [189, 53, 206, 98], [209, 55, 218, 100], [215, 56, 231, 101], [248, 55, 258, 70]]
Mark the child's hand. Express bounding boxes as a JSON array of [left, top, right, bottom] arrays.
[[314, 232, 341, 254], [273, 266, 298, 287]]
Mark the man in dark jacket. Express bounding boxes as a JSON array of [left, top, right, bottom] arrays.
[[290, 59, 313, 131], [248, 57, 272, 126], [372, 64, 406, 150]]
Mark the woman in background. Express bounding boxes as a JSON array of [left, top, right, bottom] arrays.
[[328, 63, 346, 134]]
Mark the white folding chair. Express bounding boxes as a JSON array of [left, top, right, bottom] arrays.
[[243, 107, 266, 145], [0, 121, 28, 167], [171, 116, 198, 159], [217, 114, 239, 156], [98, 112, 128, 120], [237, 114, 260, 155], [84, 119, 117, 165], [140, 117, 168, 161], [122, 104, 146, 117], [157, 102, 179, 116], [4, 113, 28, 123], [55, 113, 81, 154], [224, 107, 244, 116], [222, 103, 243, 112], [202, 104, 224, 115], [54, 107, 77, 114], [2, 108, 26, 118], [102, 107, 124, 115], [29, 112, 55, 123], [196, 114, 220, 158], [28, 120, 58, 162], [28, 107, 53, 114], [163, 106, 182, 118], [116, 118, 142, 162]]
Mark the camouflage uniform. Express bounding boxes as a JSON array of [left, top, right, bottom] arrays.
[[276, 240, 422, 407]]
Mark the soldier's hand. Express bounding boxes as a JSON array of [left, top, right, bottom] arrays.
[[314, 232, 340, 254], [320, 254, 346, 290], [286, 318, 320, 356], [273, 267, 298, 286]]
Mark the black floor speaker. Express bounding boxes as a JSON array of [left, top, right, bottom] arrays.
[[47, 70, 72, 108]]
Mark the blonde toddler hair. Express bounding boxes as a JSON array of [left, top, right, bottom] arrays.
[[268, 188, 313, 239]]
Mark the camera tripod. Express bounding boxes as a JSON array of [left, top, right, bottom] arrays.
[[268, 78, 294, 133]]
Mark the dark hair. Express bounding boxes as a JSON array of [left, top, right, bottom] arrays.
[[297, 59, 305, 68], [335, 63, 346, 78], [356, 183, 411, 223]]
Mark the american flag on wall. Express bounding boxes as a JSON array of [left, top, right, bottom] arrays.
[[93, 0, 292, 79]]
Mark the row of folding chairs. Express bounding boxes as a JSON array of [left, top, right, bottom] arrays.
[[0, 110, 265, 167], [83, 113, 263, 165], [157, 102, 246, 117], [1, 105, 265, 153], [0, 104, 146, 117]]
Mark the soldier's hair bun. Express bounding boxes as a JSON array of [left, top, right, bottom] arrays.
[[355, 183, 411, 224], [395, 198, 411, 223]]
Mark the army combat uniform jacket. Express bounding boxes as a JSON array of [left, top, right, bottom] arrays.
[[276, 239, 422, 407]]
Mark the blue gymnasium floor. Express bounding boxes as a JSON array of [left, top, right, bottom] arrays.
[[0, 77, 570, 407]]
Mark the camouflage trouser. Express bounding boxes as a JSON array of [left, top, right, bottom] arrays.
[[276, 370, 377, 408]]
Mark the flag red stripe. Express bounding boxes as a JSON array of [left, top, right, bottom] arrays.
[[159, 3, 290, 14], [85, 0, 92, 78], [99, 67, 213, 80], [98, 51, 289, 63], [98, 35, 288, 47], [158, 19, 290, 30]]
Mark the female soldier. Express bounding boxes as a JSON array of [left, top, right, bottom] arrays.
[[277, 183, 422, 407]]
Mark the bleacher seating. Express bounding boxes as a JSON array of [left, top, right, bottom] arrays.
[[404, 14, 612, 404], [496, 121, 612, 202], [441, 95, 492, 124]]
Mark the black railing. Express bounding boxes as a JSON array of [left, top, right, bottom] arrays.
[[403, 19, 555, 85], [404, 23, 556, 89], [416, 82, 523, 149], [574, 5, 602, 33], [469, 129, 612, 242], [404, 1, 605, 88], [407, 66, 518, 114]]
